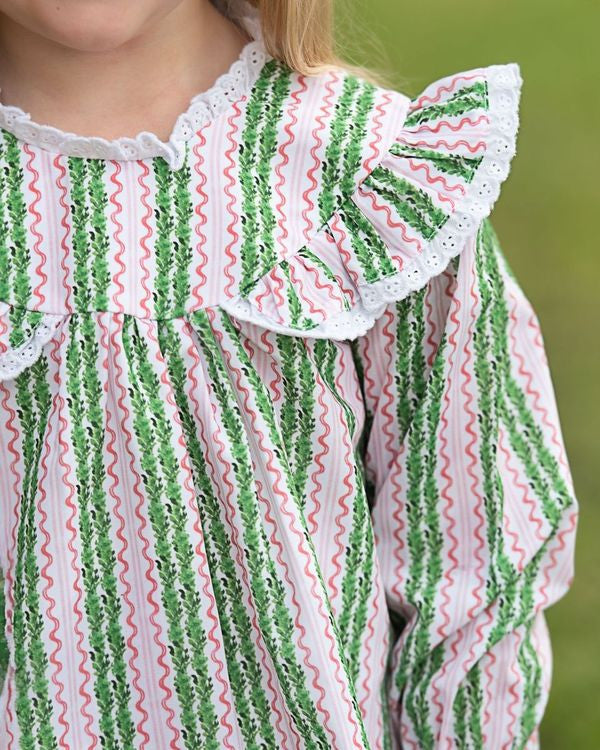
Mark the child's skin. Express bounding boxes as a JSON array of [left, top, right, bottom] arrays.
[[0, 0, 249, 141]]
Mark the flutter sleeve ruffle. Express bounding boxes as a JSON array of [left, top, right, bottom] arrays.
[[222, 63, 523, 339]]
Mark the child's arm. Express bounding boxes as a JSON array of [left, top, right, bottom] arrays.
[[352, 219, 578, 748]]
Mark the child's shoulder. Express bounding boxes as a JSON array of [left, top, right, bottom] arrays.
[[222, 60, 522, 340]]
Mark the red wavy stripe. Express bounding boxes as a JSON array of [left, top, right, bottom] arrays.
[[136, 162, 154, 318], [222, 101, 243, 298], [23, 145, 47, 307], [365, 571, 390, 744], [358, 571, 379, 715], [505, 629, 524, 750], [355, 326, 377, 425], [0, 311, 7, 354], [288, 260, 328, 319], [424, 276, 439, 368], [357, 461, 393, 732], [431, 625, 469, 739], [251, 279, 269, 312], [257, 263, 287, 312], [184, 327, 261, 728], [377, 308, 400, 462], [482, 640, 497, 743], [507, 290, 559, 539], [357, 186, 423, 252], [411, 73, 482, 109], [527, 314, 547, 364], [261, 329, 283, 405], [275, 74, 307, 251], [254, 474, 314, 750], [53, 155, 74, 313], [328, 215, 362, 292], [406, 159, 465, 199], [377, 310, 408, 604], [473, 606, 496, 666], [210, 318, 328, 694], [191, 128, 210, 307], [0, 301, 6, 323], [362, 91, 391, 175], [399, 137, 486, 155], [405, 160, 457, 212], [326, 232, 359, 303], [307, 369, 329, 536], [526, 314, 569, 476], [400, 717, 419, 750], [444, 606, 495, 734], [295, 253, 347, 308], [3, 667, 15, 749], [401, 114, 489, 137], [109, 162, 126, 312]]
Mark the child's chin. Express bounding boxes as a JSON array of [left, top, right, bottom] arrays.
[[13, 0, 182, 53]]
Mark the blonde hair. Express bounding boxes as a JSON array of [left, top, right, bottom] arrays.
[[243, 0, 383, 83], [246, 0, 338, 75]]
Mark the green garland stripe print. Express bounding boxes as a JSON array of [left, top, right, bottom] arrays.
[[0, 57, 576, 750]]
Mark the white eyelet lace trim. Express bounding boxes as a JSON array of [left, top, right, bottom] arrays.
[[222, 62, 522, 340], [0, 313, 64, 380], [0, 34, 268, 171], [219, 296, 384, 341]]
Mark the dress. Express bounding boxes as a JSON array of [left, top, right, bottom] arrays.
[[0, 20, 578, 750]]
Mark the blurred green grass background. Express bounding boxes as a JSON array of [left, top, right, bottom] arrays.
[[338, 1, 599, 747]]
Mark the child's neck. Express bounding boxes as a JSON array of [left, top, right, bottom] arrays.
[[0, 0, 250, 142]]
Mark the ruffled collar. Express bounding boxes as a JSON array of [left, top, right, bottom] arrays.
[[0, 9, 268, 170]]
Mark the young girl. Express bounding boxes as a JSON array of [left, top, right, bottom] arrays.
[[0, 0, 578, 748]]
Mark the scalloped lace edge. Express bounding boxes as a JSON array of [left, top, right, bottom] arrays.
[[219, 295, 387, 340], [0, 313, 65, 380], [222, 62, 523, 340], [0, 32, 268, 170]]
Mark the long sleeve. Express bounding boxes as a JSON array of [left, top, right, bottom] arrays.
[[351, 219, 578, 748]]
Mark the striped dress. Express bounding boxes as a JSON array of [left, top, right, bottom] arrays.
[[0, 33, 578, 750]]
